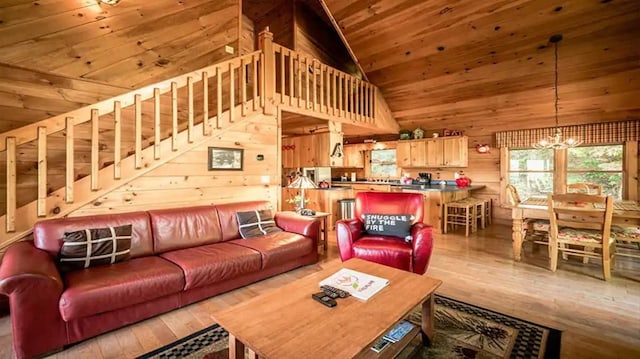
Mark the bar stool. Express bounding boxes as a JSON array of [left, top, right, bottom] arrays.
[[444, 200, 477, 236], [462, 197, 492, 229]]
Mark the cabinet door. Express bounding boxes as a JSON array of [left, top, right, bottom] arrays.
[[425, 139, 444, 167], [410, 140, 426, 167], [298, 136, 315, 167], [443, 137, 468, 167], [396, 141, 412, 167], [315, 133, 330, 167], [343, 144, 365, 168]]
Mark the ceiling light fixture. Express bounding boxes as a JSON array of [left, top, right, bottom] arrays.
[[533, 34, 581, 150]]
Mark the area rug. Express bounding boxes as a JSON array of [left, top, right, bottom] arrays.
[[137, 295, 561, 359]]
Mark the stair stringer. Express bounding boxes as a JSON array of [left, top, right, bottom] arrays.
[[0, 101, 262, 253]]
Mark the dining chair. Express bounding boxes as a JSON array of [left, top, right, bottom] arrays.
[[611, 225, 640, 259], [506, 184, 550, 253], [547, 193, 615, 281], [567, 183, 602, 195]]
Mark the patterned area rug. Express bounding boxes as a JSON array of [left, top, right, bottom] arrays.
[[137, 295, 561, 359]]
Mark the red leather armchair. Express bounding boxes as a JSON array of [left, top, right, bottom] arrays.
[[335, 192, 434, 274]]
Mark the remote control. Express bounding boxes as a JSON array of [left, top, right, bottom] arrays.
[[311, 292, 337, 307], [320, 288, 340, 299], [321, 285, 350, 298]]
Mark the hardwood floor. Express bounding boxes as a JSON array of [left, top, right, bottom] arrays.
[[0, 224, 639, 358]]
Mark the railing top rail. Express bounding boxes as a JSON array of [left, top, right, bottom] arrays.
[[0, 50, 262, 152], [273, 43, 367, 84]]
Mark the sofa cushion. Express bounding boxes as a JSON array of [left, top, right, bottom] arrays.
[[237, 209, 282, 239], [58, 224, 132, 272], [34, 211, 153, 259], [229, 232, 313, 270], [60, 256, 184, 321], [160, 243, 262, 291], [148, 206, 223, 254], [215, 201, 273, 241], [352, 236, 413, 271]]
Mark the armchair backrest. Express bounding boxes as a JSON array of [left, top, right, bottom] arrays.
[[354, 192, 424, 224]]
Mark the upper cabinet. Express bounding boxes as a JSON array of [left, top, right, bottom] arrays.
[[282, 133, 344, 168], [343, 144, 365, 168], [398, 136, 468, 168]]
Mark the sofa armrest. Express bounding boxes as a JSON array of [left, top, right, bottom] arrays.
[[274, 212, 321, 243], [336, 219, 363, 262], [410, 223, 434, 275], [0, 241, 67, 359]]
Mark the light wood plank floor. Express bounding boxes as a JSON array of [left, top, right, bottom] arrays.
[[0, 224, 639, 358]]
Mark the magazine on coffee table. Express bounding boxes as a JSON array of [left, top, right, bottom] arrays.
[[319, 268, 389, 301]]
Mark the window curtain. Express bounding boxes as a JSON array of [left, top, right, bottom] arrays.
[[495, 120, 640, 148]]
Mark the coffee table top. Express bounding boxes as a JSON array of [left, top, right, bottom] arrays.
[[213, 258, 442, 358]]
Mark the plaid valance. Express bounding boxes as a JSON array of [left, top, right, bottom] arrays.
[[495, 120, 640, 148]]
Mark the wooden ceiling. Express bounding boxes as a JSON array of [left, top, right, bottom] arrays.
[[323, 0, 640, 137]]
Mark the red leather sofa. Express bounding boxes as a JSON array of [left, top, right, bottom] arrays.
[[0, 201, 320, 359], [336, 192, 434, 274]]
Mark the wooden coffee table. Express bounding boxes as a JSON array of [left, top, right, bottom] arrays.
[[213, 258, 442, 358]]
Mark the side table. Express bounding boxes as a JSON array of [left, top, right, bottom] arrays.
[[284, 211, 330, 252]]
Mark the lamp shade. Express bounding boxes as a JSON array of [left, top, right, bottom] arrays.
[[287, 175, 317, 189]]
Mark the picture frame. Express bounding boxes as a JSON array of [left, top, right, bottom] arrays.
[[208, 147, 243, 171]]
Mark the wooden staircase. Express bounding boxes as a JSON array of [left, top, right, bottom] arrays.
[[0, 29, 399, 253]]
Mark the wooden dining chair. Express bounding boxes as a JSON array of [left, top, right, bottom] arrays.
[[567, 183, 602, 195], [611, 225, 640, 259], [547, 193, 615, 281], [506, 184, 550, 253]]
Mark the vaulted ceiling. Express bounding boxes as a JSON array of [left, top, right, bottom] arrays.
[[323, 0, 640, 137]]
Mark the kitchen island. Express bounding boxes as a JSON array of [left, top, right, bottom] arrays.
[[333, 181, 485, 233]]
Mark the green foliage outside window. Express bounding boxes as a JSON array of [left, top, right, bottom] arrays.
[[370, 149, 397, 178], [567, 145, 623, 199]]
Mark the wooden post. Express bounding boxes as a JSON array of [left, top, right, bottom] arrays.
[[37, 127, 47, 217], [154, 88, 161, 159], [258, 27, 275, 115], [6, 137, 16, 231], [187, 76, 194, 142], [328, 121, 343, 167], [202, 71, 210, 135], [288, 51, 294, 106], [114, 101, 122, 179], [91, 109, 99, 191], [279, 50, 285, 104], [134, 94, 142, 168], [252, 55, 259, 111], [229, 62, 235, 122], [171, 82, 179, 150], [217, 67, 223, 128], [65, 117, 74, 203], [241, 58, 247, 116]]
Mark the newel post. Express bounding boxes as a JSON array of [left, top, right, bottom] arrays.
[[259, 27, 275, 115]]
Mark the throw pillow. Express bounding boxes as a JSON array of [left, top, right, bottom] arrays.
[[361, 213, 414, 241], [236, 209, 282, 239], [58, 224, 132, 272]]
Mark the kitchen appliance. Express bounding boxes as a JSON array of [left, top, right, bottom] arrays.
[[302, 167, 332, 185], [417, 172, 432, 184]]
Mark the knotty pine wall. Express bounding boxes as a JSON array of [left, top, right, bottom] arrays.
[[70, 113, 280, 216], [0, 0, 240, 89]]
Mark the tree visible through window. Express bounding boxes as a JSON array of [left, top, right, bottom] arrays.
[[508, 149, 554, 199], [370, 149, 396, 178], [567, 145, 623, 199]]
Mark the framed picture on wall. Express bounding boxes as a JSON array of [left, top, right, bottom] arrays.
[[208, 147, 243, 171]]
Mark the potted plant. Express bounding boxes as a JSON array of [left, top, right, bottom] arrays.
[[286, 195, 310, 213]]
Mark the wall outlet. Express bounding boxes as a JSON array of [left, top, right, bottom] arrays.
[[225, 45, 235, 54]]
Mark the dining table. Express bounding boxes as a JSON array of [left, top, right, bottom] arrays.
[[511, 197, 640, 261]]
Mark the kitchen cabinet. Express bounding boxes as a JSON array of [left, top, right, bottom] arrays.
[[343, 144, 365, 168], [282, 133, 341, 168], [397, 136, 468, 168]]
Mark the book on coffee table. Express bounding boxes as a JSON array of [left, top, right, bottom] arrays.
[[319, 268, 389, 301], [383, 320, 415, 343]]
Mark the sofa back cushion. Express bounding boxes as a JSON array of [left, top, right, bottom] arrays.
[[33, 212, 153, 259], [148, 206, 222, 253], [215, 201, 273, 241]]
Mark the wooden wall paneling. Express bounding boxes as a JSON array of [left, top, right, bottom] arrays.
[[244, 0, 294, 50], [625, 141, 638, 201]]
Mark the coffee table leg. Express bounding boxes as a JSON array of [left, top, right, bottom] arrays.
[[228, 333, 244, 359], [421, 294, 435, 346]]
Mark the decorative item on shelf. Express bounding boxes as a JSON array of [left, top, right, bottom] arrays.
[[432, 132, 439, 138], [476, 144, 491, 153], [533, 34, 582, 149], [412, 128, 424, 139], [455, 172, 471, 187], [287, 174, 317, 214], [399, 130, 412, 140], [443, 129, 463, 137], [330, 143, 343, 158]]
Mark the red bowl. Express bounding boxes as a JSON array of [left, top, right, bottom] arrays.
[[456, 177, 471, 187]]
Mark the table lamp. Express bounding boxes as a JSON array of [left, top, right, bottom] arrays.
[[287, 174, 317, 214]]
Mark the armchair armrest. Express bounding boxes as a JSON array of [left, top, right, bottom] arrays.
[[274, 212, 321, 244], [0, 241, 67, 359], [410, 223, 434, 275], [336, 219, 364, 262]]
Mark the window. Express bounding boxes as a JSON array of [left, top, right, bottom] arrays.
[[508, 149, 554, 199], [567, 145, 623, 199], [370, 149, 396, 178]]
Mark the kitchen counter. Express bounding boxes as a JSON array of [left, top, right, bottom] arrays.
[[332, 181, 484, 192]]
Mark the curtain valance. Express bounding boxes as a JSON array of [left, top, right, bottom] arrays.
[[495, 120, 640, 148]]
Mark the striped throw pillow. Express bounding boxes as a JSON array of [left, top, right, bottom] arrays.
[[58, 224, 132, 271], [236, 210, 282, 239]]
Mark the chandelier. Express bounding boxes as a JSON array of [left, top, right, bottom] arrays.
[[533, 34, 582, 149]]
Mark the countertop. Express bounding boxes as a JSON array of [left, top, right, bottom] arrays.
[[331, 181, 485, 192]]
